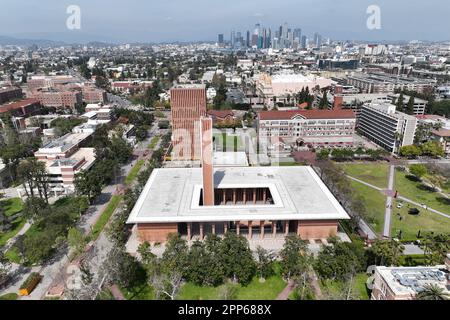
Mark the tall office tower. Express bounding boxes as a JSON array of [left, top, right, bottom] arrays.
[[267, 28, 272, 48], [264, 28, 272, 49], [218, 34, 224, 44], [301, 35, 307, 49], [246, 30, 250, 47], [282, 22, 288, 40], [262, 28, 267, 48], [230, 30, 235, 47], [278, 25, 283, 40], [170, 85, 207, 160], [293, 28, 302, 40], [254, 23, 261, 36], [313, 32, 322, 47], [251, 34, 258, 47], [287, 30, 293, 47]]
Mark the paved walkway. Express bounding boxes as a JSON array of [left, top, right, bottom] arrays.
[[276, 280, 294, 300], [347, 174, 449, 220], [2, 221, 31, 252], [382, 165, 395, 238], [110, 284, 126, 300]]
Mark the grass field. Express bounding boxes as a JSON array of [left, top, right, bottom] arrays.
[[4, 246, 21, 263], [178, 275, 286, 300], [89, 195, 122, 241], [121, 284, 155, 300], [349, 180, 386, 234], [147, 135, 160, 150], [0, 293, 18, 300], [395, 171, 450, 215], [125, 159, 144, 185], [319, 273, 370, 300], [391, 200, 450, 240], [341, 163, 389, 189], [214, 133, 243, 152], [0, 198, 25, 246]]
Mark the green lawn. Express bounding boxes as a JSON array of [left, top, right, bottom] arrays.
[[147, 136, 160, 150], [0, 198, 25, 246], [395, 171, 450, 215], [1, 198, 24, 217], [0, 293, 18, 300], [214, 133, 243, 152], [5, 246, 21, 263], [349, 180, 386, 234], [341, 163, 389, 189], [0, 216, 26, 247], [319, 273, 370, 300], [178, 275, 286, 300], [125, 159, 144, 185], [89, 195, 122, 241], [121, 284, 155, 300], [391, 200, 450, 241]]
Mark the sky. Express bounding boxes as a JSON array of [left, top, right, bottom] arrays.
[[0, 0, 449, 43]]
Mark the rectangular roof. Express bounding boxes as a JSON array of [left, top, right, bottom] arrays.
[[127, 166, 350, 224], [259, 109, 356, 120]]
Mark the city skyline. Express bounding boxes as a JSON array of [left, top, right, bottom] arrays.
[[0, 0, 449, 44]]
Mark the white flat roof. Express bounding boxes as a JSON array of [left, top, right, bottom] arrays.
[[213, 152, 249, 167], [127, 166, 350, 224]]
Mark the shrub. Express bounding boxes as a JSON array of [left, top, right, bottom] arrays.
[[19, 272, 42, 296]]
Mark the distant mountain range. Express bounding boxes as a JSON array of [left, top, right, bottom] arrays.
[[0, 35, 66, 47], [0, 32, 120, 47]]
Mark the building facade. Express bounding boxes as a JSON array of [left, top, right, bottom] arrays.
[[258, 109, 356, 148], [358, 103, 418, 153], [170, 84, 207, 160], [371, 258, 449, 300]]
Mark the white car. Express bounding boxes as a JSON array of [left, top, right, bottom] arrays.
[[396, 203, 404, 209]]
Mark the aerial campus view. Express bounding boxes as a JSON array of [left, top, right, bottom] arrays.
[[0, 0, 449, 310]]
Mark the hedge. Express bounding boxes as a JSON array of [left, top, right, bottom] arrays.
[[19, 272, 42, 296]]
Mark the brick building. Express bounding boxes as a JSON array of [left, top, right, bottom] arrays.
[[170, 84, 207, 160], [127, 117, 350, 243]]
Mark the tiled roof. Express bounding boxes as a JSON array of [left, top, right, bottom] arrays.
[[259, 109, 356, 120]]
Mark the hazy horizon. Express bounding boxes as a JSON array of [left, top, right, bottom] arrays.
[[1, 0, 449, 44]]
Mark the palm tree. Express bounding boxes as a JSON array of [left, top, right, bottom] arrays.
[[417, 284, 449, 300]]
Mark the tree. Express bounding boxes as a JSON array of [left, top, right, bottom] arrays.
[[368, 240, 404, 266], [161, 233, 189, 275], [409, 164, 427, 179], [151, 271, 183, 300], [420, 141, 445, 158], [213, 84, 227, 108], [396, 93, 405, 112], [406, 96, 415, 115], [0, 251, 11, 288], [67, 227, 87, 256], [103, 245, 145, 289], [16, 158, 49, 201], [255, 246, 275, 281], [219, 232, 256, 285], [74, 170, 102, 203], [417, 283, 449, 300], [399, 145, 421, 158], [314, 240, 366, 281], [135, 126, 148, 141], [319, 89, 328, 109], [22, 196, 49, 220], [422, 234, 449, 265], [279, 235, 310, 281]]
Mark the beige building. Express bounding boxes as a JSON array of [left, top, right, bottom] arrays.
[[371, 255, 450, 300]]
